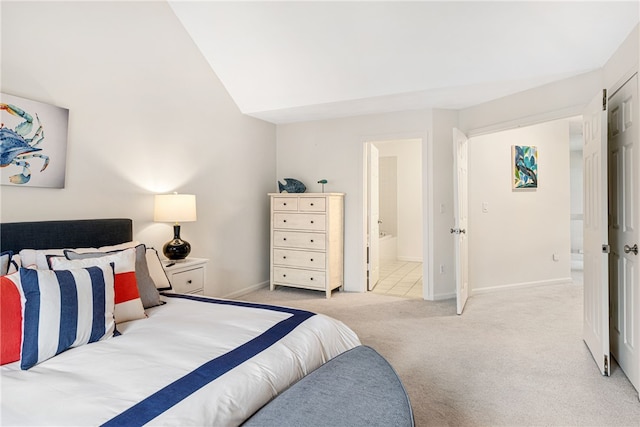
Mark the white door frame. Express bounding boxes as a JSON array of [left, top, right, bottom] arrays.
[[361, 137, 428, 297], [367, 143, 380, 290]]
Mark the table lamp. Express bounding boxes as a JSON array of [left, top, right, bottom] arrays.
[[154, 193, 197, 260]]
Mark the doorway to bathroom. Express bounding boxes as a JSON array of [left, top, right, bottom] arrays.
[[365, 138, 423, 298]]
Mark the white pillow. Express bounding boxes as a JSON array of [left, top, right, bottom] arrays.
[[19, 249, 65, 269], [18, 241, 141, 270]]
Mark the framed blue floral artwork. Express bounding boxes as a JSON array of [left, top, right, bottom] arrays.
[[512, 145, 538, 190]]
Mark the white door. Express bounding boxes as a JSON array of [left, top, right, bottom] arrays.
[[608, 74, 639, 392], [367, 143, 380, 291], [583, 89, 610, 376], [453, 128, 469, 315]]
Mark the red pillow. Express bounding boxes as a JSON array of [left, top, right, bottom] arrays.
[[1, 273, 22, 365]]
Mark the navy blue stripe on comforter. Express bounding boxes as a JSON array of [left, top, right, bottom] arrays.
[[102, 294, 315, 427]]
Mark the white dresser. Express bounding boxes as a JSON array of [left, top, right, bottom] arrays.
[[269, 193, 345, 298]]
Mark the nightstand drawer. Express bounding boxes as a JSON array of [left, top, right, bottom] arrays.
[[171, 267, 204, 294], [273, 249, 326, 269], [274, 213, 326, 231]]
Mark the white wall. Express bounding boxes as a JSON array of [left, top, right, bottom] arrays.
[[604, 25, 638, 92], [431, 110, 457, 299], [459, 70, 602, 137], [276, 110, 434, 293], [375, 139, 422, 262], [570, 144, 584, 258], [377, 156, 398, 236], [468, 119, 572, 291], [0, 1, 276, 298]]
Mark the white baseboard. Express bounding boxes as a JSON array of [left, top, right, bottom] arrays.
[[472, 277, 574, 294], [222, 281, 269, 299]]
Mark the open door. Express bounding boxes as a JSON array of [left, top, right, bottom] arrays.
[[608, 74, 639, 392], [367, 143, 380, 291], [453, 128, 469, 314], [583, 89, 610, 376]]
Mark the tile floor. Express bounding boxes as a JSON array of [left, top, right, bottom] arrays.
[[371, 260, 423, 299]]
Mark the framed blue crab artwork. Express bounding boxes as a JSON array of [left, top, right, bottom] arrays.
[[1, 93, 69, 188], [512, 145, 538, 190]]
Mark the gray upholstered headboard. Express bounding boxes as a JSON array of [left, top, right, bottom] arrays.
[[0, 219, 133, 253]]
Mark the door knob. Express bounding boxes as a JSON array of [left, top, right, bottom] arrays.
[[450, 228, 466, 234], [624, 244, 638, 255]]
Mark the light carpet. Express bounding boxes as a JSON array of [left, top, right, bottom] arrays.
[[237, 281, 640, 426]]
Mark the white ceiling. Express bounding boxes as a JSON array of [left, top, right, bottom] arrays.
[[169, 1, 640, 124]]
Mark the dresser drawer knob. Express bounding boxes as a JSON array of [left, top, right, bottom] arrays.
[[283, 219, 287, 223], [310, 277, 314, 281], [310, 239, 314, 243], [283, 256, 287, 259], [283, 274, 287, 278], [310, 203, 314, 206], [283, 238, 287, 241], [187, 280, 192, 284], [310, 258, 314, 262], [310, 220, 314, 224]]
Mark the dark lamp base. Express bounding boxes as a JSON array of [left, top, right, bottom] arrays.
[[163, 224, 191, 260], [163, 239, 191, 260]]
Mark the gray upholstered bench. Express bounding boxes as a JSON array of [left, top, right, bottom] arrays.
[[243, 345, 414, 427]]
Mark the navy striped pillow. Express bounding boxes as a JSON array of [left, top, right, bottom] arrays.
[[18, 265, 116, 370]]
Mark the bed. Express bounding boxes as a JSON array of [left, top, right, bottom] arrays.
[[0, 219, 361, 426]]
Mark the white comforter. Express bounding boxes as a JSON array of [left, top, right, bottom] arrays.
[[0, 294, 360, 426]]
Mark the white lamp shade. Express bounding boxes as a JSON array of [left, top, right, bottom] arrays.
[[154, 194, 197, 222]]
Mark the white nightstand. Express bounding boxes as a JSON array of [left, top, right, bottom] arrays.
[[162, 258, 208, 295]]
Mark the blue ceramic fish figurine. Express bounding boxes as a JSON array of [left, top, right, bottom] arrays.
[[278, 178, 306, 193]]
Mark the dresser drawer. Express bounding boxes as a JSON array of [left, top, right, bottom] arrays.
[[273, 267, 326, 290], [273, 231, 326, 250], [273, 249, 326, 269], [171, 267, 204, 294], [273, 197, 298, 211], [274, 213, 326, 231], [299, 197, 326, 212]]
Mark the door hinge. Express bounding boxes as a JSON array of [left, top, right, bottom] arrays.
[[604, 355, 609, 375], [603, 89, 608, 111], [366, 246, 370, 265], [602, 244, 611, 254]]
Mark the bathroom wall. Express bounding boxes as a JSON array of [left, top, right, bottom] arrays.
[[375, 139, 423, 262], [378, 156, 398, 236]]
